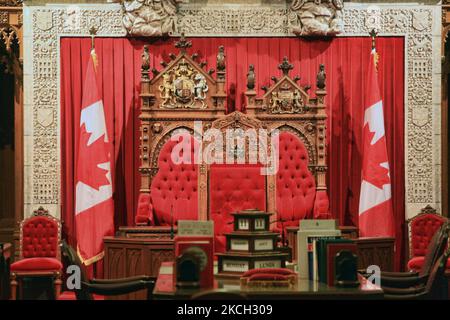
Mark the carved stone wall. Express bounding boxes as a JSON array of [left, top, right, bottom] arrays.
[[24, 2, 441, 220]]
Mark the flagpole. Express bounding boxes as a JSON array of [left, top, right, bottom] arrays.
[[89, 26, 97, 51], [369, 29, 378, 51]]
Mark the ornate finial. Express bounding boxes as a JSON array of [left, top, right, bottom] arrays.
[[369, 28, 378, 51], [217, 45, 226, 72], [247, 64, 255, 90], [420, 205, 437, 214], [317, 64, 326, 90], [142, 45, 150, 73], [33, 206, 49, 216], [89, 26, 97, 50], [278, 56, 293, 76], [175, 32, 192, 53]]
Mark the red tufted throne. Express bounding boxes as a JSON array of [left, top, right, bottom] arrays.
[[407, 205, 449, 272], [10, 207, 62, 300], [135, 37, 331, 252]]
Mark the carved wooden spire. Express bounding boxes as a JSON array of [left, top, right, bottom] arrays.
[[217, 45, 226, 72], [247, 64, 255, 90], [175, 32, 192, 54], [316, 64, 326, 90], [278, 56, 293, 76], [141, 45, 150, 80]]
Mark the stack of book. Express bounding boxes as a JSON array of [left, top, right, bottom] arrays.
[[311, 238, 357, 286]]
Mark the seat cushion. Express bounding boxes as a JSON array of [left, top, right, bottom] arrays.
[[10, 257, 62, 272], [58, 291, 105, 300], [408, 256, 450, 272]]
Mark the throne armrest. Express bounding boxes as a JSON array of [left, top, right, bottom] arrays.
[[135, 193, 155, 226], [313, 190, 331, 219]]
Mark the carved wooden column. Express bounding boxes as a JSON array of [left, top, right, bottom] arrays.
[[442, 1, 450, 217], [0, 0, 23, 257], [138, 45, 155, 195], [314, 64, 328, 195]]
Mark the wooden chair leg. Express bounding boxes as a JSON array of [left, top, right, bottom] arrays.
[[10, 273, 17, 300], [54, 272, 62, 300]]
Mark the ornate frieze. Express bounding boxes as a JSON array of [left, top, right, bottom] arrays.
[[26, 3, 440, 219]]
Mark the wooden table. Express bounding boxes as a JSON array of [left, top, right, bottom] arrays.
[[153, 262, 383, 300], [0, 243, 11, 300]]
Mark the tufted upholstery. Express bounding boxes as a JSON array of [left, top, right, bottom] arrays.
[[209, 164, 266, 253], [276, 132, 316, 230], [135, 193, 154, 225], [21, 215, 59, 259], [150, 132, 199, 226], [410, 213, 447, 258]]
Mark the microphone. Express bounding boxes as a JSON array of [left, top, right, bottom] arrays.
[[170, 204, 174, 240]]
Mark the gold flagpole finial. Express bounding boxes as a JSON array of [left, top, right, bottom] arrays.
[[369, 29, 379, 69], [369, 29, 378, 51], [89, 26, 97, 51]]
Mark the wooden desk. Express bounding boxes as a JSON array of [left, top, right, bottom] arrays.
[[286, 227, 395, 271], [104, 237, 175, 300], [153, 262, 383, 300], [0, 243, 11, 300]]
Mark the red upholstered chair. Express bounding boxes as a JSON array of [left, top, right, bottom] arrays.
[[10, 207, 62, 300], [407, 205, 449, 272], [137, 132, 199, 227], [276, 132, 330, 237]]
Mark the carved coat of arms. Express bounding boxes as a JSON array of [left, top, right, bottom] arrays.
[[159, 59, 209, 109], [268, 83, 307, 114]]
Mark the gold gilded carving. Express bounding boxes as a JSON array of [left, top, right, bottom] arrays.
[[158, 59, 209, 109], [269, 84, 306, 114]]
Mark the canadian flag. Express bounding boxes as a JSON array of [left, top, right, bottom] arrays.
[[75, 49, 114, 265], [358, 48, 395, 238]]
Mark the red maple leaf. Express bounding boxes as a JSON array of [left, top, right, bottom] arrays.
[[361, 125, 390, 189], [77, 124, 110, 190]]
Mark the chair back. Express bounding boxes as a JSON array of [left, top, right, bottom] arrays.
[[408, 206, 447, 259], [419, 222, 449, 276], [20, 207, 61, 260], [60, 240, 93, 300]]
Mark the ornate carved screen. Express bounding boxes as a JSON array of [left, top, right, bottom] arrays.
[[244, 58, 330, 224], [137, 37, 330, 229], [137, 35, 227, 225]]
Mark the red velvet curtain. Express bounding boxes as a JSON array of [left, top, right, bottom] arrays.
[[61, 37, 405, 270]]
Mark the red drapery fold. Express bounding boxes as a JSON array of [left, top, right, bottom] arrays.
[[61, 37, 405, 270]]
